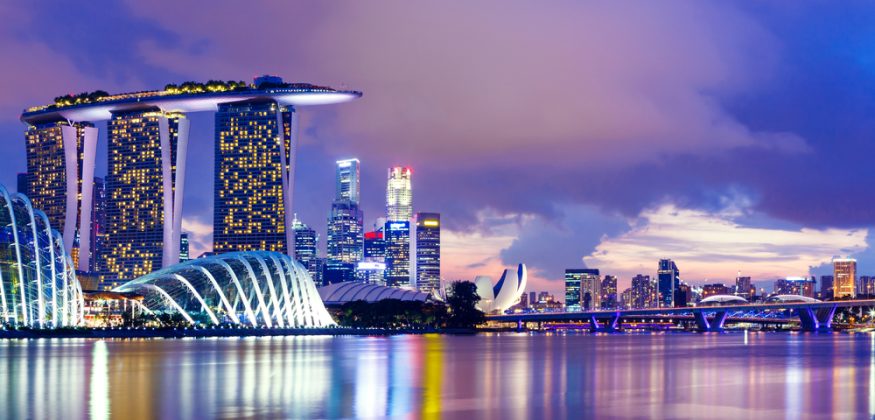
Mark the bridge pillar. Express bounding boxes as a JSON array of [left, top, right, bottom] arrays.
[[589, 313, 621, 332], [799, 304, 837, 332], [693, 310, 725, 332], [516, 319, 523, 332]]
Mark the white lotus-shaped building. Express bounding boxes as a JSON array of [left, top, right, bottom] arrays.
[[114, 251, 335, 327], [0, 185, 84, 328], [474, 264, 527, 314]]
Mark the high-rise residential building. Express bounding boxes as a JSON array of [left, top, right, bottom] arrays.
[[103, 110, 188, 287], [293, 216, 319, 280], [335, 159, 360, 204], [179, 233, 190, 262], [415, 212, 441, 292], [214, 99, 293, 255], [658, 259, 680, 307], [631, 274, 657, 309], [600, 275, 618, 310], [565, 269, 599, 311], [860, 275, 875, 296], [16, 172, 28, 196], [387, 167, 413, 221], [774, 277, 816, 298], [384, 220, 411, 287], [325, 200, 363, 283], [833, 258, 857, 299], [24, 120, 99, 272], [820, 275, 834, 300], [735, 275, 752, 298]]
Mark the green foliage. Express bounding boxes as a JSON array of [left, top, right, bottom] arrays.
[[337, 299, 448, 329], [53, 90, 109, 106], [446, 281, 486, 328]]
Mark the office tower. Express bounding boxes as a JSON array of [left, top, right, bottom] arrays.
[[214, 99, 293, 255], [658, 259, 680, 307], [702, 283, 730, 298], [293, 217, 320, 280], [387, 167, 413, 221], [90, 177, 107, 274], [565, 269, 599, 311], [16, 173, 27, 196], [325, 200, 363, 284], [833, 258, 857, 298], [335, 158, 360, 203], [631, 274, 657, 309], [358, 230, 387, 284], [384, 220, 411, 287], [103, 110, 189, 287], [860, 275, 875, 296], [312, 257, 326, 286], [735, 275, 751, 298], [600, 275, 618, 310], [675, 282, 692, 307], [415, 212, 441, 292], [529, 291, 537, 308], [179, 233, 190, 262], [24, 120, 98, 271], [820, 275, 834, 300]]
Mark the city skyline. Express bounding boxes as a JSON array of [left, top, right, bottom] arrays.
[[5, 2, 875, 299]]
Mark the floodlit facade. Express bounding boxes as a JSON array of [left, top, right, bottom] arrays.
[[114, 251, 335, 327], [0, 185, 85, 328], [474, 264, 527, 314], [833, 258, 856, 298], [386, 167, 412, 222], [22, 76, 361, 284]]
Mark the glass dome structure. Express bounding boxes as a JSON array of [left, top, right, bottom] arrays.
[[0, 185, 84, 328], [114, 251, 335, 328]]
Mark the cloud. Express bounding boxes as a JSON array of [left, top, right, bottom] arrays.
[[584, 203, 868, 290], [181, 216, 213, 259]]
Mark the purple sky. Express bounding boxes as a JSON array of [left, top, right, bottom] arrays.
[[3, 2, 875, 297]]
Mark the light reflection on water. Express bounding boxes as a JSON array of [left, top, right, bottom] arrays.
[[1, 332, 875, 418]]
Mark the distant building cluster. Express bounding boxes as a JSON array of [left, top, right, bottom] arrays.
[[293, 160, 442, 292]]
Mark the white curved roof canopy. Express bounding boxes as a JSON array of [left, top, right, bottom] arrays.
[[318, 282, 430, 305], [698, 295, 749, 306], [766, 295, 821, 303]]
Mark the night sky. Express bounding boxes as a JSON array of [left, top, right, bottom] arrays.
[[3, 2, 875, 297]]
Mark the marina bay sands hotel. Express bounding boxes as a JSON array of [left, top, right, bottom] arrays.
[[20, 76, 361, 288]]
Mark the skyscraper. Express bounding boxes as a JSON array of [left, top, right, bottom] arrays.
[[820, 275, 834, 300], [179, 233, 190, 262], [103, 110, 188, 286], [214, 99, 293, 255], [387, 167, 412, 221], [565, 269, 599, 311], [335, 158, 360, 204], [25, 120, 98, 271], [833, 258, 857, 298], [293, 216, 319, 280], [415, 212, 441, 292], [358, 230, 387, 285], [860, 275, 875, 296], [631, 274, 657, 309], [658, 259, 680, 307], [325, 200, 363, 283], [384, 220, 411, 287], [90, 177, 107, 275], [735, 275, 752, 298], [600, 275, 617, 310]]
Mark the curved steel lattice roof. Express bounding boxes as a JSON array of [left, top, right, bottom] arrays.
[[318, 282, 430, 305], [115, 251, 335, 328], [0, 185, 85, 328]]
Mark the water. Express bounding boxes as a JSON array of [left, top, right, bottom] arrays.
[[1, 332, 874, 419]]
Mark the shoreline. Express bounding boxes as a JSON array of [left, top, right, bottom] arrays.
[[0, 327, 479, 340]]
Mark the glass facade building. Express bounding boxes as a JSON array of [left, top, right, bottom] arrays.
[[565, 269, 599, 311], [415, 212, 440, 292], [292, 217, 319, 282], [214, 99, 293, 255], [335, 158, 360, 204], [833, 258, 856, 299], [0, 184, 85, 328], [384, 221, 411, 287], [658, 259, 680, 307]]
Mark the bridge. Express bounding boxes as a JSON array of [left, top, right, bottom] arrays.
[[488, 299, 875, 332]]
